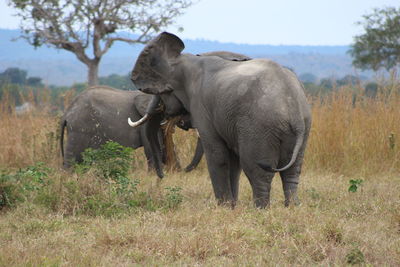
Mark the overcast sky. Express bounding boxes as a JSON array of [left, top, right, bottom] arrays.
[[0, 0, 398, 45]]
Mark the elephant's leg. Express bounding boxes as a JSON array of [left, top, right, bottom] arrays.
[[63, 131, 91, 168], [279, 164, 302, 207], [229, 151, 241, 204], [279, 129, 310, 206], [240, 141, 280, 208], [242, 165, 275, 208], [201, 136, 235, 206]]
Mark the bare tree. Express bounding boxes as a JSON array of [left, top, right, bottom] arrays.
[[8, 0, 193, 86]]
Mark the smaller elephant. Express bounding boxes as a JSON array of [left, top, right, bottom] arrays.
[[60, 86, 201, 177]]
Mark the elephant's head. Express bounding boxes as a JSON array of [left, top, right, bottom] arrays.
[[131, 32, 185, 95], [129, 32, 251, 128], [128, 32, 187, 128], [128, 93, 187, 127]]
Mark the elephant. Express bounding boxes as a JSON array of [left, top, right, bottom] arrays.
[[130, 32, 312, 208], [128, 51, 252, 173], [127, 51, 252, 173], [60, 85, 201, 178]]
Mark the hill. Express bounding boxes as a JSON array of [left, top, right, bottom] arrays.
[[0, 29, 369, 85]]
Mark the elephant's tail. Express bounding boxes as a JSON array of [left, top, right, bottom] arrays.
[[60, 118, 67, 160], [257, 125, 305, 173]]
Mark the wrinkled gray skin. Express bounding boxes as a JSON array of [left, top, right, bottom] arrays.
[[60, 86, 200, 178], [141, 51, 252, 173], [131, 32, 311, 208]]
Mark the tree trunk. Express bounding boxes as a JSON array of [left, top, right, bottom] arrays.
[[87, 61, 99, 86]]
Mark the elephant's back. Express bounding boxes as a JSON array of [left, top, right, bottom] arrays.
[[63, 86, 143, 148]]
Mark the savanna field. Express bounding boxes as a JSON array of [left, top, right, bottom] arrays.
[[0, 85, 399, 266]]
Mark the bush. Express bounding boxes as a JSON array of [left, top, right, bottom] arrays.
[[164, 186, 183, 209], [1, 143, 186, 215], [76, 141, 133, 182], [0, 162, 51, 209], [346, 248, 365, 265]]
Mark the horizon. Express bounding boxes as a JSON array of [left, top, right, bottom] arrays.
[[0, 27, 363, 86], [0, 28, 350, 49]]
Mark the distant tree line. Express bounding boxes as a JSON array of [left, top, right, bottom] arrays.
[[0, 67, 135, 108], [0, 68, 43, 87], [0, 67, 382, 110], [0, 68, 45, 106], [299, 72, 378, 97]]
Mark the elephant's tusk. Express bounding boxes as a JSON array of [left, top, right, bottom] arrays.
[[128, 114, 149, 127]]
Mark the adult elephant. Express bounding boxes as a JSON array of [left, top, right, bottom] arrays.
[[128, 51, 252, 173], [60, 86, 200, 178], [130, 32, 312, 208]]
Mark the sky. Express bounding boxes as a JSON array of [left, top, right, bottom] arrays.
[[0, 0, 398, 45]]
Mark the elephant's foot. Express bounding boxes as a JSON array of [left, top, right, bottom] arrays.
[[253, 197, 270, 209], [284, 189, 299, 207], [216, 198, 236, 209]]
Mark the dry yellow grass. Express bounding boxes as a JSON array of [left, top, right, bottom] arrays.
[[0, 170, 399, 266], [0, 86, 399, 266], [306, 85, 400, 175]]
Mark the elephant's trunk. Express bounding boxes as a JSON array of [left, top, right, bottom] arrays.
[[128, 95, 162, 128]]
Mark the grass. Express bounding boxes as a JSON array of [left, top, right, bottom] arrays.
[[0, 85, 399, 266], [306, 85, 400, 175]]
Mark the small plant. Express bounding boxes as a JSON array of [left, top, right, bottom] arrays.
[[76, 141, 133, 182], [164, 186, 183, 209], [306, 187, 320, 200], [345, 248, 365, 265], [323, 222, 343, 244], [18, 162, 51, 191], [67, 142, 152, 216], [0, 162, 51, 209], [388, 132, 395, 150], [348, 179, 364, 193], [0, 172, 22, 209]]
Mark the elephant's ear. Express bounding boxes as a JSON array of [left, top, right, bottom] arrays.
[[131, 32, 184, 95], [156, 32, 185, 58]]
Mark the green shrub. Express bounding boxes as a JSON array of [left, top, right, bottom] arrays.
[[164, 186, 183, 209], [76, 141, 133, 181], [346, 248, 365, 265], [348, 179, 364, 193], [0, 162, 51, 209], [0, 143, 186, 216], [0, 171, 23, 209]]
